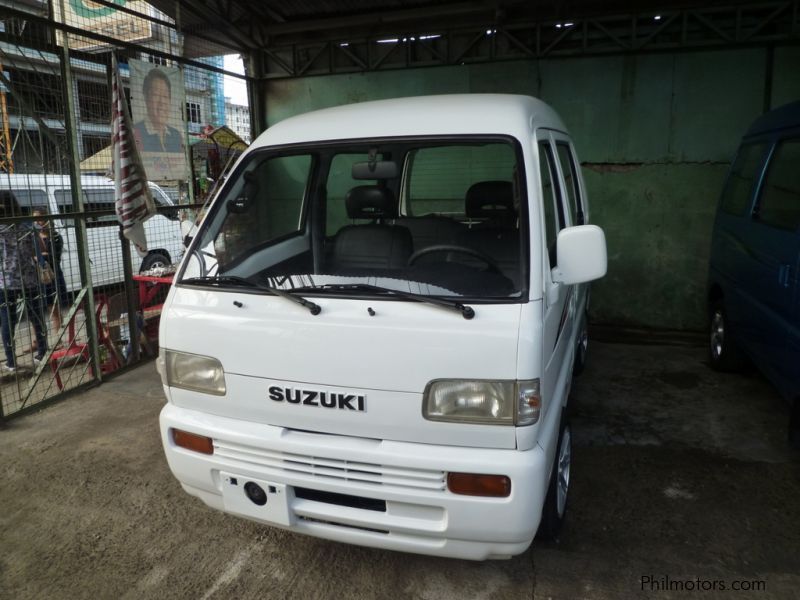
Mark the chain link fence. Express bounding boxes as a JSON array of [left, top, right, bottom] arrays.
[[0, 1, 250, 420]]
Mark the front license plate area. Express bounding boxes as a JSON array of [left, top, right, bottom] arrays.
[[220, 472, 294, 526]]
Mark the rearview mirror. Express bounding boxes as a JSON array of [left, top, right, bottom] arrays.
[[352, 160, 398, 180], [552, 225, 607, 285]]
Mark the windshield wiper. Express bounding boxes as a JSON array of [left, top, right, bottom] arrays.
[[301, 283, 475, 320], [181, 275, 321, 315]]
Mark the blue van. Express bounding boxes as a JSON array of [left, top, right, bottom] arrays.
[[707, 100, 800, 446]]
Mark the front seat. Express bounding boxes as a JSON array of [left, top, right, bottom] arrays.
[[329, 186, 413, 272]]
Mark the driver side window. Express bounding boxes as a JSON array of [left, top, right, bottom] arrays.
[[538, 141, 565, 268]]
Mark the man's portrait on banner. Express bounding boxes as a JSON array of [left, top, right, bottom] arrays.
[[129, 59, 188, 181]]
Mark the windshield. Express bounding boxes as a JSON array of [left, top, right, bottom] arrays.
[[182, 138, 527, 300]]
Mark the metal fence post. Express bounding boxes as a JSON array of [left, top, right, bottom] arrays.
[[54, 0, 101, 381]]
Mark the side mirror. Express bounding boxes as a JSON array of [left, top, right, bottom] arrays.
[[552, 225, 607, 285]]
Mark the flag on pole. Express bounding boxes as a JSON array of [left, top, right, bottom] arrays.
[[111, 54, 155, 254]]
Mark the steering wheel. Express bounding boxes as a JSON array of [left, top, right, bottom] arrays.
[[407, 244, 503, 275]]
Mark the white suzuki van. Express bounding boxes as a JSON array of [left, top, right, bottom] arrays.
[[158, 94, 607, 560], [0, 174, 183, 289]]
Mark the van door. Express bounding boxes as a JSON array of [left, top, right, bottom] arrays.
[[749, 137, 800, 395], [551, 134, 588, 352], [536, 133, 571, 420], [82, 187, 120, 287], [55, 186, 119, 288]]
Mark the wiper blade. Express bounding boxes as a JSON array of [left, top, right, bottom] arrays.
[[309, 283, 475, 320], [181, 275, 321, 315]]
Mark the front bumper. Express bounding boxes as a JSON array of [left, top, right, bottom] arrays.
[[159, 403, 549, 560]]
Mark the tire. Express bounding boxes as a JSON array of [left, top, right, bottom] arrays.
[[708, 298, 745, 372], [139, 251, 171, 273], [536, 414, 571, 541]]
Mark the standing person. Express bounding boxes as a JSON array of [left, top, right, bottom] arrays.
[[133, 68, 184, 153], [33, 207, 68, 334], [0, 193, 47, 374]]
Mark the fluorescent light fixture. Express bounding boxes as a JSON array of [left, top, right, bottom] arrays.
[[419, 34, 441, 40], [339, 42, 349, 47], [377, 38, 399, 43], [654, 15, 662, 21]]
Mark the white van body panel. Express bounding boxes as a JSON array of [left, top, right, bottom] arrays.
[[0, 174, 183, 290], [158, 94, 605, 560]]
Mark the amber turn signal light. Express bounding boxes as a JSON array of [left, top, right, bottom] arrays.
[[171, 428, 214, 455], [447, 472, 511, 497]]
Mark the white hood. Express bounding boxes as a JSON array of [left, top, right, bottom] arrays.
[[162, 287, 525, 449]]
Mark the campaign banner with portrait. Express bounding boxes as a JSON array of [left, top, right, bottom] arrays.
[[129, 59, 188, 181]]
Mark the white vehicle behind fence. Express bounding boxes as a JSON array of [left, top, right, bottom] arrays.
[[157, 94, 607, 560], [0, 174, 184, 290]]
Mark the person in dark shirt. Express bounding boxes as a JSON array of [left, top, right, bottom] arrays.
[[0, 194, 47, 374], [133, 68, 184, 154]]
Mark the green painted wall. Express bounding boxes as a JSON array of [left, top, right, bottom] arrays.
[[264, 47, 800, 331]]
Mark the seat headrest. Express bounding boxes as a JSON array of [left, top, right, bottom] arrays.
[[465, 181, 515, 219], [345, 186, 398, 219]]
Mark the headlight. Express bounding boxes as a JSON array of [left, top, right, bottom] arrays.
[[423, 379, 540, 425], [165, 349, 226, 396]]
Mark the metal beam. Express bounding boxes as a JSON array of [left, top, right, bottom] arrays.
[[174, 0, 261, 50], [259, 1, 800, 79], [259, 0, 510, 37]]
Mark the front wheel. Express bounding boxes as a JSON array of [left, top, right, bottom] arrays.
[[536, 415, 571, 541], [708, 298, 745, 372], [140, 251, 171, 273]]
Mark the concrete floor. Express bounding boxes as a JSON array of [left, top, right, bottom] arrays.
[[1, 341, 798, 599]]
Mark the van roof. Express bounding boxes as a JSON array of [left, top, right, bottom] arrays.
[[253, 94, 568, 148], [745, 100, 800, 138], [0, 174, 114, 187], [0, 173, 171, 193]]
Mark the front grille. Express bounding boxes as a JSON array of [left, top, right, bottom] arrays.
[[214, 440, 447, 492]]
